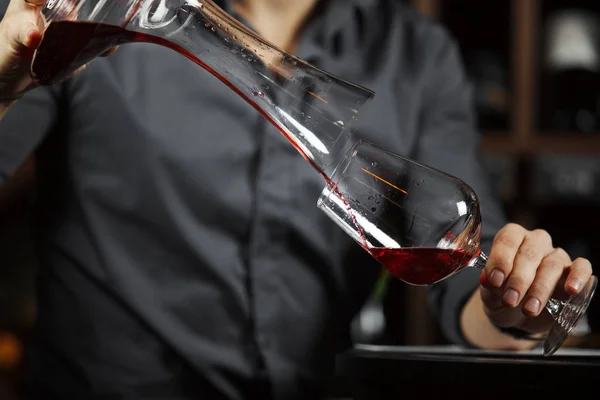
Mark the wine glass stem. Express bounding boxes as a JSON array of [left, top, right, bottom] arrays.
[[545, 298, 562, 317], [471, 251, 488, 270]]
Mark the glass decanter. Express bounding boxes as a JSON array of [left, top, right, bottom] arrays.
[[30, 0, 375, 177]]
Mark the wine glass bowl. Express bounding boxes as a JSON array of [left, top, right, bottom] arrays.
[[318, 140, 598, 356], [318, 139, 484, 285]]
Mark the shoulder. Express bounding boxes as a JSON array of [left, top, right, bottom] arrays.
[[380, 1, 457, 42], [367, 1, 462, 69]]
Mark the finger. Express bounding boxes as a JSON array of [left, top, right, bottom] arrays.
[[6, 19, 43, 52], [480, 286, 504, 314], [100, 46, 119, 57], [480, 286, 527, 329], [502, 229, 553, 308], [564, 257, 593, 296], [521, 247, 570, 317], [483, 223, 526, 289], [20, 24, 42, 49]]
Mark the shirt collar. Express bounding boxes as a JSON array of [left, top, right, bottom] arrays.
[[322, 0, 376, 41], [210, 0, 377, 65], [213, 0, 374, 10]]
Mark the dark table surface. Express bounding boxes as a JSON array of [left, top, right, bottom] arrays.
[[335, 345, 600, 400]]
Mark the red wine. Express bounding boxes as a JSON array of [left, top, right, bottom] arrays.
[[32, 21, 318, 167], [371, 247, 474, 286], [32, 21, 324, 170], [32, 21, 369, 246]]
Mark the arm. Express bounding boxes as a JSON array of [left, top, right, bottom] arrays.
[[411, 22, 534, 349], [0, 2, 60, 186], [460, 285, 538, 350], [0, 86, 59, 185], [414, 22, 593, 351]]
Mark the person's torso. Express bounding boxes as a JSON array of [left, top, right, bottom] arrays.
[[28, 2, 436, 398]]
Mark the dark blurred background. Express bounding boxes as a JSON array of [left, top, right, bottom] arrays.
[[2, 0, 600, 397]]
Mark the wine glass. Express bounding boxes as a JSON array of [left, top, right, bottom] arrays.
[[317, 140, 598, 356]]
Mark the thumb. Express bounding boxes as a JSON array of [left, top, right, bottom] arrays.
[[12, 23, 42, 54]]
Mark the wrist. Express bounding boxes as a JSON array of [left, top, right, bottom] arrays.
[[492, 324, 546, 342], [461, 288, 542, 350]]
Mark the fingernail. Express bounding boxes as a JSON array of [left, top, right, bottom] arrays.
[[568, 279, 583, 292], [503, 288, 519, 307], [524, 297, 541, 314], [488, 270, 505, 287]]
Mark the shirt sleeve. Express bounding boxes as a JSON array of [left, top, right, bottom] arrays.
[[411, 21, 508, 346], [0, 87, 60, 184]]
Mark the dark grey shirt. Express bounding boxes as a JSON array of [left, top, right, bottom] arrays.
[[0, 0, 506, 398]]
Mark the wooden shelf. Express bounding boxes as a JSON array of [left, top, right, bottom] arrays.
[[530, 135, 600, 154], [481, 135, 519, 154], [411, 0, 439, 18], [412, 0, 600, 156], [482, 133, 600, 154]]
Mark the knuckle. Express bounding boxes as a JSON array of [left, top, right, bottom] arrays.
[[552, 248, 572, 264], [553, 247, 569, 259], [574, 257, 593, 273], [507, 274, 532, 291], [504, 222, 524, 233], [541, 260, 564, 275], [494, 232, 518, 249], [574, 257, 589, 265], [488, 254, 511, 273], [531, 229, 552, 246], [501, 223, 525, 238], [528, 282, 553, 299], [517, 245, 539, 262]]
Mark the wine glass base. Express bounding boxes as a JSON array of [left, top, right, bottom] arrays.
[[543, 275, 598, 356]]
